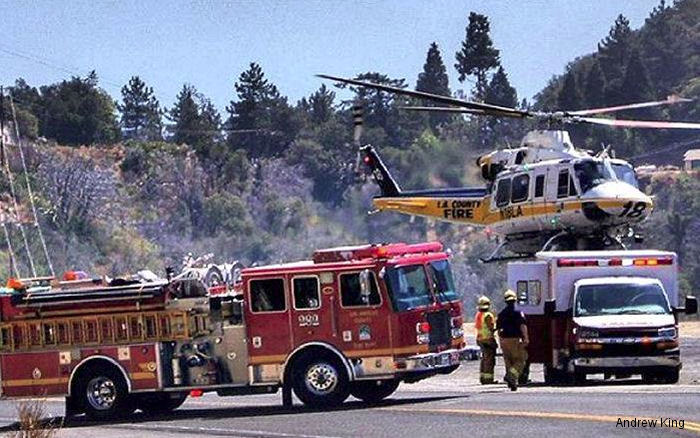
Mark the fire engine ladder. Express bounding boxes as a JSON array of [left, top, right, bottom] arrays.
[[0, 87, 54, 281]]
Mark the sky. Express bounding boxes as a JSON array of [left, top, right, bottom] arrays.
[[0, 0, 663, 113]]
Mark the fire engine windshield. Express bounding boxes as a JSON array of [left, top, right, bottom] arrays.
[[574, 160, 615, 193], [428, 260, 460, 302], [574, 283, 671, 317], [385, 265, 433, 311]]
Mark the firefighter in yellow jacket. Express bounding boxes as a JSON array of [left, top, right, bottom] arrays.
[[474, 296, 497, 384]]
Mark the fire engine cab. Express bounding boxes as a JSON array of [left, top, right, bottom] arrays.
[[508, 250, 697, 384], [0, 241, 466, 420]]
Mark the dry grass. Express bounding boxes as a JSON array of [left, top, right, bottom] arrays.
[[7, 399, 60, 438]]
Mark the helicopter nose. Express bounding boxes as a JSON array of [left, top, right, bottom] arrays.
[[581, 181, 653, 222]]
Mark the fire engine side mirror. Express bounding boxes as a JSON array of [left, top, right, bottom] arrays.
[[359, 269, 372, 304], [544, 299, 556, 316], [685, 296, 697, 315]]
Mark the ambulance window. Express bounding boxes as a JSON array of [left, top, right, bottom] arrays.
[[293, 277, 321, 310], [496, 178, 511, 207], [340, 272, 380, 307], [511, 174, 530, 203], [557, 170, 569, 198], [534, 175, 545, 198], [250, 278, 286, 312], [516, 280, 541, 305]]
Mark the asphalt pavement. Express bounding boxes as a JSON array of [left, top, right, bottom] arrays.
[[0, 337, 698, 437]]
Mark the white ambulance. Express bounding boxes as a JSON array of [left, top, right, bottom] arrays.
[[508, 250, 697, 384]]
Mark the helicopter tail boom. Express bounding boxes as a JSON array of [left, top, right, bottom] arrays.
[[360, 145, 402, 197]]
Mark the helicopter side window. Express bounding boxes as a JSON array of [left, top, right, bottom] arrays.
[[534, 175, 545, 198], [496, 178, 511, 207], [557, 170, 569, 198], [569, 175, 577, 196], [511, 174, 530, 203]]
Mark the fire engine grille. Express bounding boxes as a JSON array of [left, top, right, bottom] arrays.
[[427, 310, 450, 348]]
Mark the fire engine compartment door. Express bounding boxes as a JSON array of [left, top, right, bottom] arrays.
[[290, 274, 335, 347]]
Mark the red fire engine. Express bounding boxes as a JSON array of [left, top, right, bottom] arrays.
[[0, 241, 467, 420]]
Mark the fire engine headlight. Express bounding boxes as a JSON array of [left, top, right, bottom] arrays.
[[658, 327, 677, 339], [578, 328, 599, 339]]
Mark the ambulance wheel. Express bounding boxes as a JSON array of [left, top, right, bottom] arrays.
[[292, 352, 350, 407], [543, 365, 565, 385], [75, 364, 130, 421], [350, 379, 399, 403], [662, 369, 680, 384], [137, 392, 188, 415]]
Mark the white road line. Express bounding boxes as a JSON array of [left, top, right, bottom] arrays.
[[107, 423, 344, 438]]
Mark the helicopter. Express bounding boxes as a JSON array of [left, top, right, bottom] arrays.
[[318, 74, 700, 262]]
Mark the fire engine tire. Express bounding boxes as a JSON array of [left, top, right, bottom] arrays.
[[136, 392, 188, 415], [350, 379, 399, 403], [291, 353, 350, 407], [74, 364, 131, 421]]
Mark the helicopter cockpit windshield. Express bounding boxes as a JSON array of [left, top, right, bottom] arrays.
[[574, 160, 615, 193], [611, 161, 639, 188]]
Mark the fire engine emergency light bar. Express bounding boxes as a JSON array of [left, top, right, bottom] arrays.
[[313, 242, 444, 263]]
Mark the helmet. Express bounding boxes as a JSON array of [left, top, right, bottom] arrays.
[[477, 296, 491, 310], [504, 289, 517, 302]]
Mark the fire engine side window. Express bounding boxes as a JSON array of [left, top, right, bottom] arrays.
[[511, 174, 530, 203], [293, 277, 321, 310], [557, 170, 569, 198], [495, 178, 511, 207], [250, 278, 286, 313], [516, 280, 542, 305], [340, 272, 380, 307], [534, 175, 545, 198]]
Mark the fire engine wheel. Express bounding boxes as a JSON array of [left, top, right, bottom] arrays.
[[76, 365, 130, 420], [136, 392, 188, 415], [292, 353, 350, 407], [350, 379, 399, 403]]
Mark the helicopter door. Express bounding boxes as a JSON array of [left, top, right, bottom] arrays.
[[531, 171, 548, 227]]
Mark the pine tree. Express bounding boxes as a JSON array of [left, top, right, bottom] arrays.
[[557, 70, 582, 111], [168, 84, 201, 146], [484, 66, 519, 145], [583, 61, 606, 109], [620, 48, 654, 117], [226, 63, 300, 158], [301, 84, 335, 124], [416, 42, 451, 130], [597, 15, 632, 85], [454, 12, 500, 99], [118, 76, 162, 141], [640, 1, 684, 96]]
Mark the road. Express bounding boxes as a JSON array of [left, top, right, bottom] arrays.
[[0, 336, 698, 437]]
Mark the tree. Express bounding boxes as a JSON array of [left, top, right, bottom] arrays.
[[38, 72, 119, 145], [299, 84, 335, 125], [416, 42, 452, 130], [639, 0, 684, 96], [168, 84, 201, 146], [583, 61, 606, 109], [118, 76, 163, 141], [620, 48, 654, 112], [483, 66, 519, 145], [455, 12, 500, 99], [226, 63, 300, 158], [557, 69, 582, 111], [597, 14, 632, 93]]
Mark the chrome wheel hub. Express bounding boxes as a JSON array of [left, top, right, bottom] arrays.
[[86, 377, 117, 410], [304, 363, 338, 396]]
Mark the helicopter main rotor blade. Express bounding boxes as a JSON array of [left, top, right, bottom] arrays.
[[317, 74, 531, 118], [575, 117, 700, 130], [399, 106, 525, 118], [567, 95, 693, 116]]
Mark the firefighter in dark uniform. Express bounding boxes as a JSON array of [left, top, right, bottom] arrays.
[[497, 289, 529, 391], [474, 296, 497, 384]]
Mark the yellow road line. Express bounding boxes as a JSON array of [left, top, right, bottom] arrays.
[[380, 407, 700, 434]]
